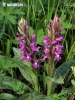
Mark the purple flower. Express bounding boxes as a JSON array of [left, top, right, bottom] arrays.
[[22, 24, 25, 28], [21, 36, 25, 40], [19, 42, 25, 51], [22, 54, 32, 62], [16, 32, 22, 36], [47, 25, 52, 30], [59, 28, 64, 32], [42, 54, 47, 62], [54, 53, 61, 61], [16, 38, 22, 41], [55, 44, 63, 54], [32, 60, 39, 68], [30, 42, 41, 52], [20, 51, 25, 56], [44, 48, 50, 54], [52, 40, 57, 45], [31, 34, 36, 42], [25, 23, 29, 29], [58, 18, 62, 24], [43, 36, 50, 45], [54, 24, 58, 30], [54, 44, 63, 61], [56, 36, 64, 41], [55, 32, 59, 36], [50, 20, 53, 24]]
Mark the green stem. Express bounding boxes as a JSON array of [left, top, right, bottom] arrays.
[[47, 81, 53, 96], [47, 58, 54, 96]]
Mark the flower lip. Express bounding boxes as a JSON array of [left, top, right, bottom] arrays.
[[56, 36, 64, 41], [31, 34, 36, 42], [32, 60, 39, 68], [47, 25, 52, 30]]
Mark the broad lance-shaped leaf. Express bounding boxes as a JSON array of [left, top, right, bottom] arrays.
[[18, 92, 59, 100], [53, 59, 75, 79], [0, 75, 33, 94], [0, 93, 17, 100], [18, 66, 33, 83], [36, 29, 44, 44], [6, 57, 39, 92], [18, 92, 46, 100]]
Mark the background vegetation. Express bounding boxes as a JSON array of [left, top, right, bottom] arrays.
[[0, 0, 75, 100]]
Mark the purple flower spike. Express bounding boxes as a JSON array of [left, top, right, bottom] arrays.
[[33, 60, 39, 68], [56, 36, 64, 41]]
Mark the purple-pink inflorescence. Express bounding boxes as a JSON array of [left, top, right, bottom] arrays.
[[17, 16, 64, 68], [17, 18, 41, 68], [42, 15, 64, 61]]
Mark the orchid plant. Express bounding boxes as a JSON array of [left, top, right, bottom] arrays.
[[16, 15, 64, 96], [14, 15, 75, 96]]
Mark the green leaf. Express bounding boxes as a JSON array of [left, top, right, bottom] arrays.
[[71, 80, 75, 89], [0, 55, 17, 70], [71, 66, 75, 77], [18, 92, 59, 100], [18, 92, 46, 100], [18, 66, 33, 83], [58, 87, 75, 96], [29, 27, 34, 35], [11, 39, 19, 45], [6, 57, 38, 91], [6, 15, 17, 24], [54, 60, 75, 79], [10, 8, 25, 15], [47, 76, 64, 84], [0, 7, 24, 24], [36, 29, 44, 44], [61, 22, 72, 29], [67, 41, 75, 60], [0, 75, 32, 94], [0, 93, 17, 100]]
